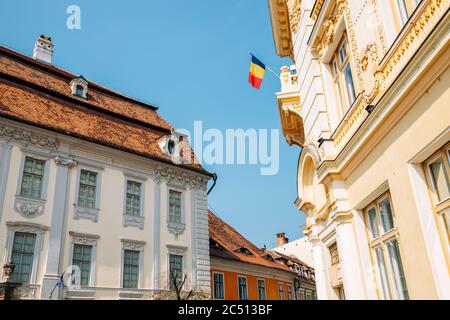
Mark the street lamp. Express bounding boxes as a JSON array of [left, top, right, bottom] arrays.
[[3, 260, 15, 281], [1, 260, 21, 300]]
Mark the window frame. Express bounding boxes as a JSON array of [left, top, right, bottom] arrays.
[[122, 249, 140, 289], [237, 275, 248, 300], [16, 153, 50, 201], [278, 283, 285, 300], [120, 239, 145, 290], [168, 188, 184, 224], [10, 232, 37, 283], [213, 272, 225, 300], [257, 279, 267, 300], [3, 222, 47, 286], [364, 192, 409, 300], [391, 0, 422, 31], [68, 232, 98, 288], [330, 33, 357, 117], [74, 164, 102, 222], [423, 142, 450, 250]]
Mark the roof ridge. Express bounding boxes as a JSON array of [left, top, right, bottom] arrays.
[[0, 44, 159, 110]]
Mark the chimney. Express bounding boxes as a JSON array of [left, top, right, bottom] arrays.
[[33, 35, 54, 64], [276, 233, 289, 247]]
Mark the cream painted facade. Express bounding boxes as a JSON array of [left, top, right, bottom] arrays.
[[269, 0, 450, 299], [0, 118, 211, 299]]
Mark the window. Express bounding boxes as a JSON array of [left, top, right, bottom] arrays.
[[11, 233, 36, 283], [20, 157, 45, 199], [122, 250, 140, 289], [278, 284, 284, 300], [423, 143, 450, 248], [257, 279, 266, 300], [329, 243, 340, 266], [72, 244, 92, 286], [78, 170, 97, 208], [213, 273, 224, 299], [75, 85, 84, 97], [125, 181, 142, 216], [330, 35, 356, 116], [395, 0, 420, 28], [365, 193, 409, 300], [287, 285, 293, 300], [169, 254, 183, 290], [238, 276, 248, 300], [169, 190, 182, 223]]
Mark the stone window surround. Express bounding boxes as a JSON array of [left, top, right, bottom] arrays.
[[73, 163, 103, 223], [167, 245, 187, 289], [120, 239, 145, 291], [14, 149, 52, 219], [2, 221, 48, 285], [122, 172, 147, 230], [166, 184, 186, 238], [68, 231, 99, 288]]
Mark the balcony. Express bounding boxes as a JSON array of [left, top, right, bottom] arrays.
[[276, 65, 305, 148]]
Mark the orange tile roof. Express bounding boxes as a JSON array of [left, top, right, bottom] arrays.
[[208, 211, 296, 274], [0, 45, 211, 176]]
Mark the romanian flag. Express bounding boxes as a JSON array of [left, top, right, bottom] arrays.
[[248, 54, 266, 89]]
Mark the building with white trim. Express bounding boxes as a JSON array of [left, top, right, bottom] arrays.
[[0, 36, 213, 299]]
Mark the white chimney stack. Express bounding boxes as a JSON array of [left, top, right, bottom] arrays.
[[33, 35, 54, 64]]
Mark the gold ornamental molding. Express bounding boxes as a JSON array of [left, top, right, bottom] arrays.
[[287, 0, 302, 34], [379, 0, 447, 90], [311, 0, 325, 21], [332, 0, 448, 149]]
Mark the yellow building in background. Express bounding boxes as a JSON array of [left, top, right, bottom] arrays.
[[269, 0, 449, 299]]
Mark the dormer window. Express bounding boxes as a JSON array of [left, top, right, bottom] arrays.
[[234, 247, 253, 256], [70, 76, 88, 99]]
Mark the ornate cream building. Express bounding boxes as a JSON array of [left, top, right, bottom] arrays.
[[269, 0, 449, 299], [0, 36, 213, 299]]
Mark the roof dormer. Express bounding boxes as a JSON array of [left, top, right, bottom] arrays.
[[70, 76, 88, 99]]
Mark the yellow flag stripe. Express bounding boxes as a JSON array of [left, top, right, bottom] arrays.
[[250, 63, 266, 79]]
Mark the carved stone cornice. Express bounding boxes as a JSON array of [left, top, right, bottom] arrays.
[[153, 165, 208, 190], [69, 231, 99, 245], [268, 0, 294, 59], [6, 221, 48, 233], [0, 124, 58, 149], [121, 239, 146, 251]]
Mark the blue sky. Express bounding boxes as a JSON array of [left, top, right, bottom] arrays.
[[0, 0, 305, 248]]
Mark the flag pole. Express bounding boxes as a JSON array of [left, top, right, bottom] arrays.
[[248, 51, 280, 79]]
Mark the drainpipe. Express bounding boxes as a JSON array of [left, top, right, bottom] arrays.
[[207, 173, 218, 195]]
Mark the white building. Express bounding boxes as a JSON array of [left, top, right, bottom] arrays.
[[273, 233, 314, 267], [269, 0, 450, 300], [0, 36, 213, 299]]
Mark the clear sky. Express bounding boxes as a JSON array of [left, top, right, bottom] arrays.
[[0, 0, 305, 248]]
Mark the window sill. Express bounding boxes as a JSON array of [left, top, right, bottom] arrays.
[[14, 195, 46, 219], [73, 205, 100, 222]]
